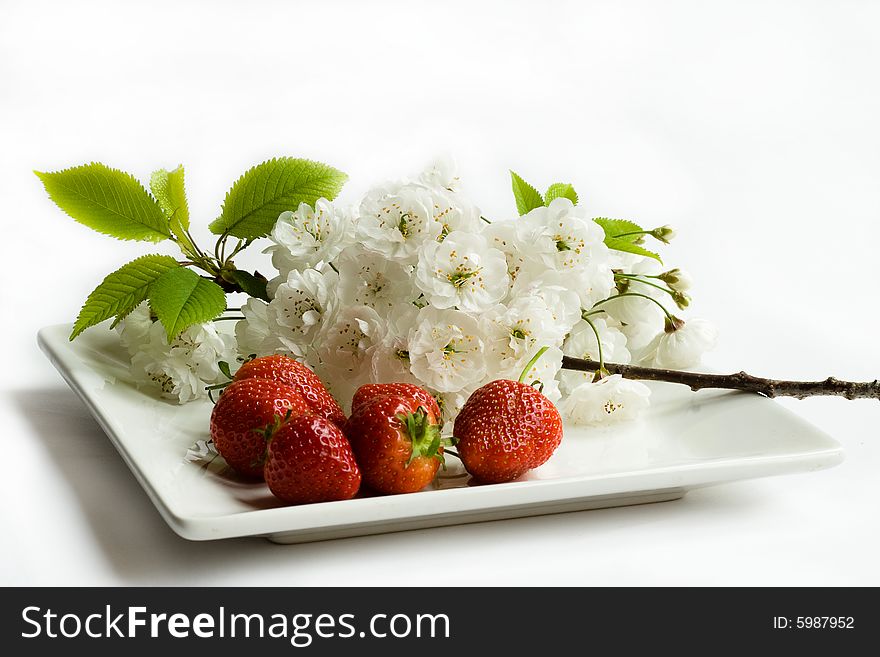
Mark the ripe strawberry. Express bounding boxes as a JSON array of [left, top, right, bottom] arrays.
[[351, 382, 441, 420], [346, 395, 443, 495], [233, 354, 346, 426], [209, 378, 312, 478], [264, 415, 361, 505], [453, 349, 563, 484]]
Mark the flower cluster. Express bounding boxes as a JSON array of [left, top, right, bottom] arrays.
[[118, 304, 236, 404], [230, 158, 717, 426]]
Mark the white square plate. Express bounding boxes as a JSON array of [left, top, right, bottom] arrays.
[[38, 324, 843, 544]]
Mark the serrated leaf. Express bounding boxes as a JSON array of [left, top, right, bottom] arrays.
[[35, 163, 171, 242], [545, 183, 578, 205], [209, 157, 348, 239], [150, 166, 194, 256], [150, 165, 190, 234], [594, 218, 661, 262], [510, 170, 544, 216], [70, 255, 179, 340], [228, 269, 270, 302], [148, 267, 227, 340], [593, 218, 644, 242], [603, 236, 662, 262]]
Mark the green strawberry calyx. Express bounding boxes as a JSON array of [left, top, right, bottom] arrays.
[[248, 409, 294, 469], [397, 406, 444, 468], [251, 408, 294, 443]]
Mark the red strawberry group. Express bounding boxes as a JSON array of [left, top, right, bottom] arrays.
[[210, 356, 360, 505], [208, 351, 564, 505]]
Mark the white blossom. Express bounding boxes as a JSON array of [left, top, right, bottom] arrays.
[[415, 231, 509, 312], [266, 199, 354, 276], [269, 267, 339, 358], [371, 304, 420, 384], [234, 298, 290, 358], [510, 273, 583, 343], [117, 303, 153, 350], [408, 306, 487, 393], [119, 304, 235, 404], [419, 156, 460, 191], [430, 187, 483, 237], [481, 297, 562, 377], [126, 158, 713, 428], [516, 266, 614, 315], [644, 318, 718, 369], [598, 291, 665, 330], [336, 247, 419, 315], [313, 305, 386, 406], [620, 321, 664, 365], [559, 375, 651, 425], [482, 217, 545, 288], [521, 198, 608, 271], [356, 182, 441, 263], [371, 345, 420, 386]]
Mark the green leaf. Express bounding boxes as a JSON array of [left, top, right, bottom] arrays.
[[593, 218, 644, 241], [70, 255, 179, 340], [594, 218, 662, 262], [35, 163, 171, 242], [510, 170, 544, 216], [544, 183, 578, 205], [148, 267, 227, 340], [594, 218, 660, 262], [150, 165, 190, 238], [209, 157, 348, 239], [228, 269, 270, 302], [217, 361, 233, 380], [603, 236, 662, 262]]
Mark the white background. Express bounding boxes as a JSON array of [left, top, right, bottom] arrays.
[[1, 0, 878, 585]]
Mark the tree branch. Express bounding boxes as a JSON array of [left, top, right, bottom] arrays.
[[560, 356, 880, 401]]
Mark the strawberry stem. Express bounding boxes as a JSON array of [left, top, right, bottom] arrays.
[[518, 346, 549, 383], [397, 406, 443, 467]]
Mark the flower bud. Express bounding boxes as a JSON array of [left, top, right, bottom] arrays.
[[657, 267, 692, 292], [664, 315, 686, 334], [672, 290, 691, 310], [651, 225, 676, 244]]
